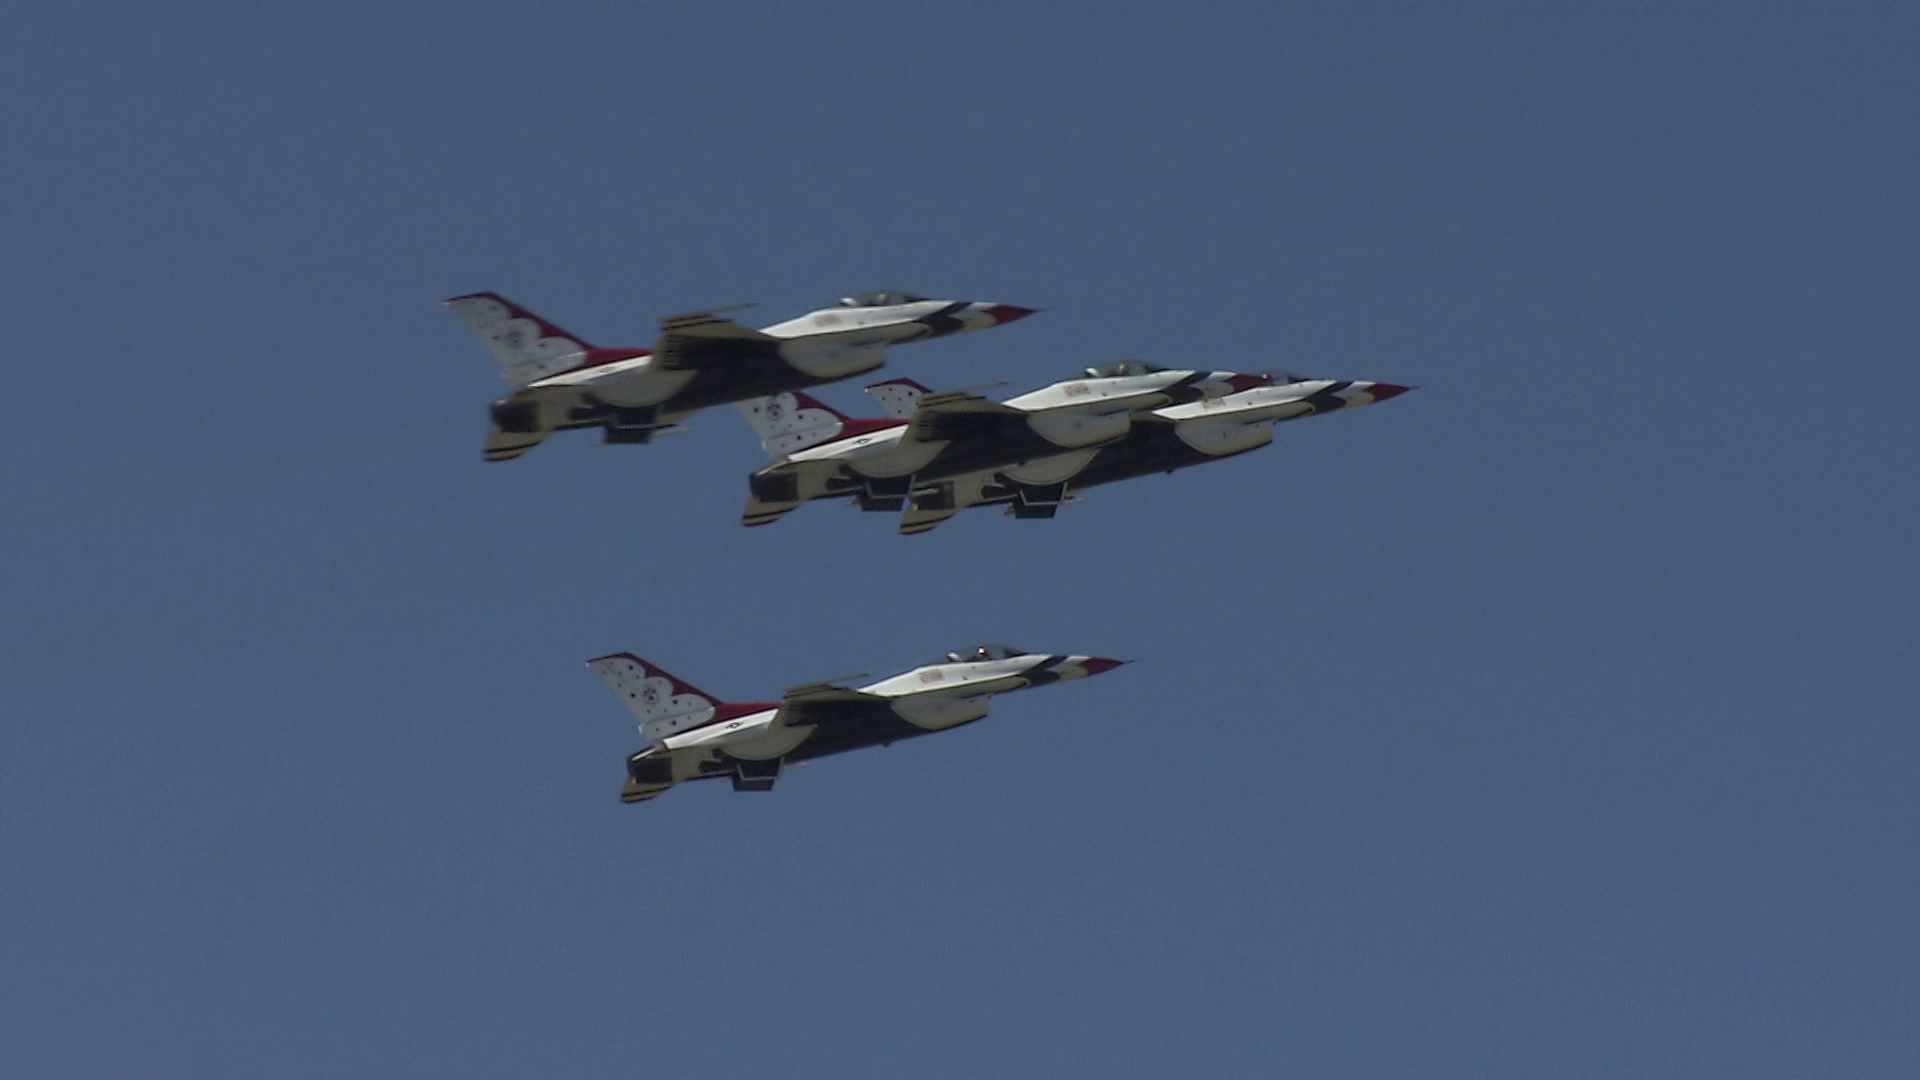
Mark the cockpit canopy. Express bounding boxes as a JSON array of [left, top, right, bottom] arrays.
[[839, 289, 930, 308], [1082, 360, 1169, 379], [944, 642, 1029, 664]]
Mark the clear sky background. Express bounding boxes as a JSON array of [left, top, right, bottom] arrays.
[[5, 3, 1917, 1077]]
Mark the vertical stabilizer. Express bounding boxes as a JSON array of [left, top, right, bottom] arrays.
[[864, 377, 933, 420], [587, 653, 723, 744], [736, 392, 850, 457], [447, 292, 598, 387]]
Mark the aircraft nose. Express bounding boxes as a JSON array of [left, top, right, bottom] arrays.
[[1226, 373, 1273, 393], [1076, 656, 1128, 676], [1365, 382, 1414, 402], [982, 303, 1040, 325]]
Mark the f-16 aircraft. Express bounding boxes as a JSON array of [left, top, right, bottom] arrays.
[[894, 377, 1412, 533], [735, 361, 1271, 526], [587, 645, 1126, 802], [445, 289, 1037, 461]]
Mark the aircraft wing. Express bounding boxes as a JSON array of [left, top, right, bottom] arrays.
[[654, 310, 782, 371], [776, 681, 889, 727], [908, 391, 1029, 443]]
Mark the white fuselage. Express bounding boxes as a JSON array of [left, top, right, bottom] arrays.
[[778, 370, 1258, 484], [526, 300, 1008, 415], [1036, 378, 1397, 471], [654, 654, 1110, 765], [892, 379, 1411, 533]]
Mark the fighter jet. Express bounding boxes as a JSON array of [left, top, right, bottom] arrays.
[[445, 289, 1037, 461], [898, 377, 1413, 533], [587, 645, 1127, 802], [734, 361, 1271, 527]]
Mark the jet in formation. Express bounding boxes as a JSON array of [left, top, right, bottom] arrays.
[[589, 645, 1126, 802], [733, 362, 1412, 533], [735, 360, 1273, 526], [446, 289, 1037, 461]]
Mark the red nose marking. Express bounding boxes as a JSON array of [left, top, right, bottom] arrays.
[[1227, 373, 1273, 393], [1368, 383, 1414, 402], [1079, 657, 1128, 676], [985, 304, 1040, 324]]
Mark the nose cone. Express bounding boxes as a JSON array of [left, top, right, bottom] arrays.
[[982, 303, 1040, 325], [913, 301, 1040, 340], [1030, 655, 1130, 686], [1226, 372, 1274, 393], [1365, 382, 1414, 403]]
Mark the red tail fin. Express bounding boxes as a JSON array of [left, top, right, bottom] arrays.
[[447, 292, 649, 385], [587, 653, 726, 743]]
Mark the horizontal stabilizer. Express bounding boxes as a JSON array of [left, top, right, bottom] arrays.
[[899, 474, 988, 534], [622, 778, 672, 803], [484, 427, 546, 463], [900, 504, 959, 535], [743, 499, 800, 528]]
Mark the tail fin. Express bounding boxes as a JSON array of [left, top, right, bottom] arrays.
[[447, 292, 646, 387], [736, 392, 850, 457], [587, 653, 723, 744], [865, 377, 933, 420]]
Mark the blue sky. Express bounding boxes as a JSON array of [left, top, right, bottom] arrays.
[[5, 3, 1917, 1076]]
